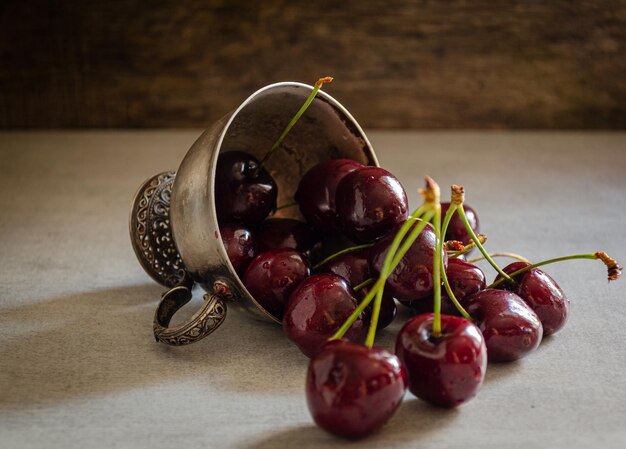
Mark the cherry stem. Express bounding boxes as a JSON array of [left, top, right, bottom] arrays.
[[353, 278, 374, 292], [439, 203, 473, 322], [488, 252, 623, 289], [312, 243, 374, 271], [331, 204, 433, 343], [432, 200, 443, 337], [255, 76, 333, 176], [457, 204, 516, 284], [364, 209, 435, 347], [467, 252, 530, 264]]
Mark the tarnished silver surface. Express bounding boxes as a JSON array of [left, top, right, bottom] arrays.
[[129, 171, 185, 287], [131, 81, 378, 344]]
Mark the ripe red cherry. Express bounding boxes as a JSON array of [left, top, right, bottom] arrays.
[[283, 274, 365, 358], [496, 262, 569, 336], [441, 202, 479, 245], [295, 159, 364, 233], [243, 249, 310, 320], [257, 218, 318, 253], [464, 289, 543, 362], [357, 286, 397, 330], [220, 223, 256, 276], [410, 257, 486, 315], [396, 313, 487, 407], [306, 340, 407, 439], [319, 247, 396, 329], [319, 247, 371, 287], [335, 167, 409, 243], [370, 219, 448, 302], [215, 151, 277, 225]]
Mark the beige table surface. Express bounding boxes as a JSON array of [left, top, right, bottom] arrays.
[[1, 131, 625, 449]]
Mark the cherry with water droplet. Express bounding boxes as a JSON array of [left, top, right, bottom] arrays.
[[283, 273, 365, 357], [306, 339, 407, 439], [395, 313, 487, 407], [243, 248, 310, 320], [335, 167, 409, 243], [370, 219, 447, 303], [220, 223, 256, 276], [463, 288, 543, 362], [496, 261, 569, 336], [215, 151, 277, 225]]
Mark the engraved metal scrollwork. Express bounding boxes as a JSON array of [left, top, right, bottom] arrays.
[[129, 171, 185, 287], [153, 274, 228, 346]]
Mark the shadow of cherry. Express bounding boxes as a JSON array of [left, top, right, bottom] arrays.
[[245, 398, 459, 449]]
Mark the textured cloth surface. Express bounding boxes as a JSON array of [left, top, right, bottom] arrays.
[[1, 131, 625, 449]]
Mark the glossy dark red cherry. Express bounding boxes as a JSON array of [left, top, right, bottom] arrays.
[[396, 313, 487, 407], [370, 219, 448, 302], [306, 340, 407, 439], [283, 274, 365, 358], [318, 248, 371, 287], [257, 218, 318, 253], [410, 257, 486, 316], [497, 262, 569, 336], [357, 286, 397, 330], [215, 151, 277, 225], [319, 247, 396, 329], [220, 223, 256, 276], [243, 249, 310, 320], [464, 289, 543, 362], [295, 159, 365, 233], [335, 167, 409, 243], [441, 202, 479, 245]]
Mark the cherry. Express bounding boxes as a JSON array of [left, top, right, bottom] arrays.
[[370, 219, 447, 302], [306, 340, 407, 439], [215, 151, 277, 225], [257, 218, 319, 253], [283, 274, 365, 358], [463, 289, 543, 362], [496, 261, 569, 336], [395, 313, 487, 407], [441, 202, 479, 245], [243, 248, 310, 320], [410, 257, 486, 315], [335, 167, 409, 243], [318, 247, 396, 329], [220, 223, 256, 276], [295, 159, 365, 233], [318, 247, 371, 287], [358, 286, 397, 330]]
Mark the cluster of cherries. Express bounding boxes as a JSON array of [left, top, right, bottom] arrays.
[[214, 78, 622, 439]]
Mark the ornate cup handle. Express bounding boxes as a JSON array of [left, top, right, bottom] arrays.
[[153, 273, 228, 346]]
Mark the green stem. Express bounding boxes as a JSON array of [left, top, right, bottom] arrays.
[[331, 279, 383, 340], [353, 278, 374, 292], [364, 207, 434, 347], [467, 252, 530, 264], [458, 205, 515, 284], [334, 206, 434, 343], [439, 204, 473, 321], [432, 203, 443, 337], [488, 253, 598, 289], [312, 243, 374, 271], [255, 77, 333, 176]]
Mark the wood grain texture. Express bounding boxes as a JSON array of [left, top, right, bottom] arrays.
[[1, 1, 625, 129]]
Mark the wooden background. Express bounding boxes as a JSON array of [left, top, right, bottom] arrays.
[[1, 1, 625, 129]]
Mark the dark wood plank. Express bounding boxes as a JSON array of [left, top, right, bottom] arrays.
[[1, 0, 625, 128]]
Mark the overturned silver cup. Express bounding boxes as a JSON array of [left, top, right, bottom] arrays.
[[130, 82, 378, 346]]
